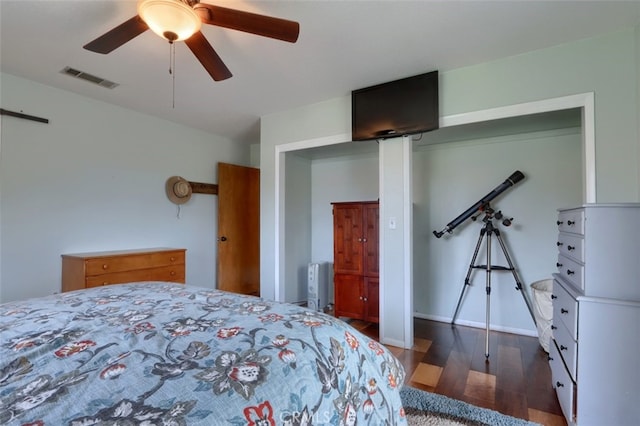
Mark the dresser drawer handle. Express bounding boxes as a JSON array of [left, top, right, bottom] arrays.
[[556, 263, 563, 268], [170, 257, 176, 262], [561, 308, 568, 314], [556, 381, 564, 388], [170, 271, 176, 276], [551, 294, 557, 299], [560, 345, 568, 351], [102, 264, 108, 270], [567, 220, 575, 226], [548, 355, 554, 361], [551, 325, 557, 330], [556, 242, 563, 247], [566, 269, 575, 275], [567, 245, 575, 251], [556, 221, 563, 225]]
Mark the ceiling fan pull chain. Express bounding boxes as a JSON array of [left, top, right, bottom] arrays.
[[168, 41, 177, 109]]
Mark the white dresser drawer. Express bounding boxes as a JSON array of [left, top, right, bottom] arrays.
[[557, 233, 584, 263], [552, 279, 578, 340], [549, 340, 576, 424], [557, 209, 584, 235], [552, 320, 577, 381], [552, 204, 640, 426], [556, 254, 584, 292]]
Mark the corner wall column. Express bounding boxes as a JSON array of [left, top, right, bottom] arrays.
[[379, 135, 414, 349]]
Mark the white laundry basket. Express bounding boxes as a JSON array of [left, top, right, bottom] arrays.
[[530, 278, 554, 352]]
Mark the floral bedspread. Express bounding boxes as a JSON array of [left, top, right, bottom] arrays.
[[0, 282, 406, 425]]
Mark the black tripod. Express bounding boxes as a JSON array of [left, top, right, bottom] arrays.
[[451, 204, 537, 359]]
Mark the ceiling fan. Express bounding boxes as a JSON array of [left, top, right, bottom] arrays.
[[83, 0, 300, 81]]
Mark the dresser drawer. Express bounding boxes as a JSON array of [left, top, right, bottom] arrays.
[[557, 209, 584, 235], [85, 250, 185, 276], [62, 248, 186, 292], [552, 320, 577, 381], [556, 254, 584, 292], [556, 233, 584, 263], [85, 265, 185, 288], [552, 279, 578, 340], [549, 340, 576, 424]]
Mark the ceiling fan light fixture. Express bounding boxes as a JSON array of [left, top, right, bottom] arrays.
[[137, 0, 201, 42]]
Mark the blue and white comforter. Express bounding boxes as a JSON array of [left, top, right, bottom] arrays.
[[0, 283, 406, 425]]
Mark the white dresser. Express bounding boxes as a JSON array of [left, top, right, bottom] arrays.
[[550, 204, 640, 426]]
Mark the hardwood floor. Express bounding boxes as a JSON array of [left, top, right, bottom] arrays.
[[349, 318, 567, 426]]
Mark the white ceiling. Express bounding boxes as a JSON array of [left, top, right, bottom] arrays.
[[2, 0, 640, 145]]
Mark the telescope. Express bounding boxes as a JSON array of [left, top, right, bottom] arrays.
[[433, 170, 524, 238]]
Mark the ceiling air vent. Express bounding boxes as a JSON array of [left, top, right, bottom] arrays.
[[61, 67, 119, 89]]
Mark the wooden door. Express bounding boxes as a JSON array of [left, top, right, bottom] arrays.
[[217, 163, 260, 296], [333, 204, 363, 275]]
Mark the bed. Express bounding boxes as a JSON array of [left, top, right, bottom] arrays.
[[0, 282, 407, 425]]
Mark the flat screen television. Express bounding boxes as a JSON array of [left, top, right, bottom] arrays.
[[351, 70, 439, 141]]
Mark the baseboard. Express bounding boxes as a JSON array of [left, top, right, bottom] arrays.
[[380, 336, 408, 348], [413, 312, 538, 337]]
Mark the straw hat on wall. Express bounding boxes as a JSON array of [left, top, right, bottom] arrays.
[[166, 176, 192, 205]]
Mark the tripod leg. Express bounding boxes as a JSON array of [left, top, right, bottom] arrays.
[[494, 230, 538, 327], [451, 228, 486, 325], [485, 229, 492, 359]]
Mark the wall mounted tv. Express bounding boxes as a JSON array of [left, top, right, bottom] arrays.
[[351, 70, 439, 141]]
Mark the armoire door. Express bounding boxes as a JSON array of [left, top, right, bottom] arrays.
[[363, 203, 379, 277], [333, 204, 363, 275]]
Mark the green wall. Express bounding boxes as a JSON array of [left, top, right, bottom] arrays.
[[260, 27, 640, 301]]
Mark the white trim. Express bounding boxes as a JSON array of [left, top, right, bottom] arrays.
[[582, 94, 596, 203], [380, 337, 407, 349], [402, 136, 414, 349], [273, 146, 284, 302], [413, 312, 538, 338], [276, 133, 352, 153], [377, 142, 385, 342]]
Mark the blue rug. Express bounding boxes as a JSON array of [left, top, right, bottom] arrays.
[[400, 386, 541, 426]]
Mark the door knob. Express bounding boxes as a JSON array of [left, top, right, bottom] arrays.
[[219, 236, 227, 242]]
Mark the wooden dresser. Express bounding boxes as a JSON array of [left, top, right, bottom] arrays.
[[550, 204, 639, 425], [61, 248, 186, 292]]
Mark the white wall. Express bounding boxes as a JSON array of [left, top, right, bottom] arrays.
[[310, 151, 379, 263], [283, 152, 312, 303], [0, 73, 247, 303]]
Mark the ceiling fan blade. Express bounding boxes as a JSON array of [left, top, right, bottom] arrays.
[[83, 16, 149, 54], [185, 31, 232, 81], [194, 4, 299, 43]]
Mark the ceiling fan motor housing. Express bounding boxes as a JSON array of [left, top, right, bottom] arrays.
[[137, 0, 202, 42]]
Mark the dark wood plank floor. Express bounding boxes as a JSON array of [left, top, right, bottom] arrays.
[[349, 317, 567, 426]]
